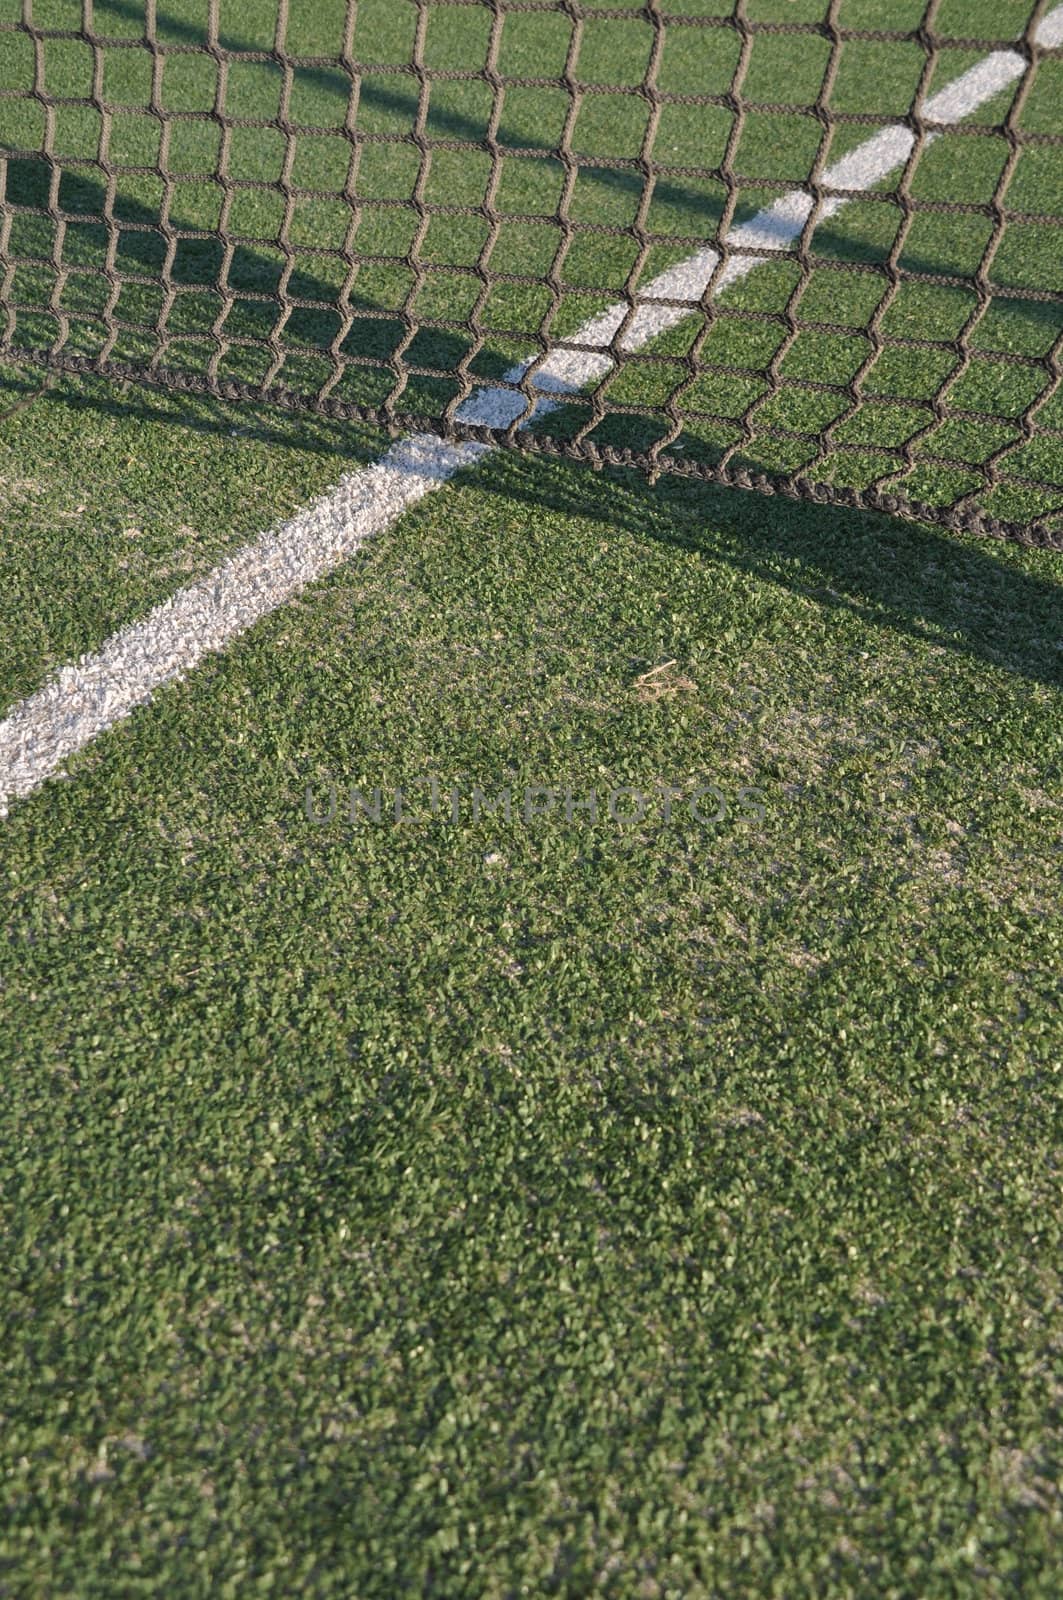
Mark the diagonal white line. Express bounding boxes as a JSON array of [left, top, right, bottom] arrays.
[[465, 9, 1062, 419], [1, 6, 1060, 818]]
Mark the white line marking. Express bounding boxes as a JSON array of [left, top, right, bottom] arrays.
[[487, 15, 1061, 406], [1, 7, 1059, 817]]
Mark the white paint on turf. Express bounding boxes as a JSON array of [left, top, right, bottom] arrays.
[[1, 6, 1060, 818], [497, 15, 1062, 402], [0, 434, 488, 816]]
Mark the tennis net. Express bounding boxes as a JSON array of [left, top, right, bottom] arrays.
[[1, 0, 1061, 547]]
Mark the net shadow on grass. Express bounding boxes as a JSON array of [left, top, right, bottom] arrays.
[[0, 154, 500, 426], [0, 357, 386, 468], [88, 0, 1063, 307], [3, 0, 1061, 548], [5, 148, 1060, 513], [27, 0, 1063, 352], [5, 138, 1061, 550], [469, 446, 1063, 699], [10, 135, 1056, 387], [10, 343, 1057, 701]]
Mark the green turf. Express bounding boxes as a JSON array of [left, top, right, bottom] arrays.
[[1, 0, 1061, 528], [1, 402, 1063, 1594], [2, 6, 1063, 1596], [0, 361, 386, 708]]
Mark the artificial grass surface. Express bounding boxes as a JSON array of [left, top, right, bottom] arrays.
[[0, 361, 387, 708], [2, 3, 1063, 1594], [1, 0, 1061, 528], [1, 406, 1062, 1593]]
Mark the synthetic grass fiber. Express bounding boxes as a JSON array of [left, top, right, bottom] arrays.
[[1, 3, 1062, 1596], [1, 373, 1062, 1593]]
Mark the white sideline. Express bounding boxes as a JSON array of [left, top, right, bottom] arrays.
[[1, 6, 1060, 818]]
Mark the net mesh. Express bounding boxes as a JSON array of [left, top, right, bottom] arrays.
[[1, 0, 1061, 548]]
